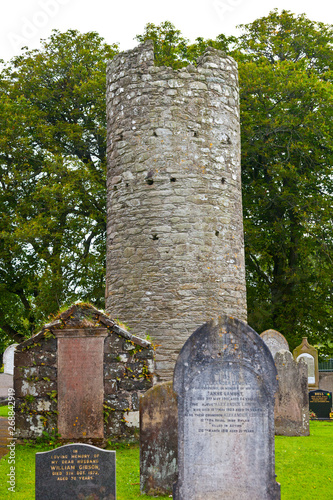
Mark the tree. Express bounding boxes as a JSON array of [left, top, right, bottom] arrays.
[[237, 8, 333, 73], [135, 21, 190, 69], [135, 15, 333, 353], [2, 14, 332, 356], [237, 11, 333, 353], [135, 21, 237, 68], [0, 30, 118, 341]]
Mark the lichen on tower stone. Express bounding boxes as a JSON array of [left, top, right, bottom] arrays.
[[106, 40, 247, 381]]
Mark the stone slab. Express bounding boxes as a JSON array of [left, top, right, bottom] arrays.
[[260, 330, 289, 359], [274, 350, 309, 436], [309, 389, 332, 420], [173, 315, 280, 500], [0, 417, 10, 460], [293, 338, 319, 388], [319, 372, 333, 394], [3, 344, 18, 375], [0, 374, 13, 398], [57, 331, 107, 439], [140, 381, 178, 495], [35, 443, 116, 499]]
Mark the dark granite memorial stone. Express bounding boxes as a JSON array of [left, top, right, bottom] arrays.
[[309, 390, 332, 420], [173, 315, 280, 500], [35, 443, 116, 500]]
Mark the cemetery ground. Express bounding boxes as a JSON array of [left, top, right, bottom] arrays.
[[0, 407, 331, 500]]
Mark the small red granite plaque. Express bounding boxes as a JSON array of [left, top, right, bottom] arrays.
[[56, 329, 108, 439]]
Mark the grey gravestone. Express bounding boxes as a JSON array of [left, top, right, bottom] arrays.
[[140, 381, 178, 495], [260, 330, 289, 359], [35, 443, 116, 499], [274, 350, 309, 436], [173, 315, 280, 500], [309, 389, 332, 420], [3, 344, 18, 375]]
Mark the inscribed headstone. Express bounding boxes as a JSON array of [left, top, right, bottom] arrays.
[[173, 315, 280, 500], [293, 338, 319, 388], [274, 350, 309, 436], [140, 381, 178, 495], [3, 344, 18, 375], [309, 390, 332, 420], [56, 329, 108, 439], [260, 330, 289, 359], [35, 443, 116, 499]]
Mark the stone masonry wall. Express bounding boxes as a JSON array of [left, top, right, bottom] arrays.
[[14, 304, 154, 443], [106, 41, 247, 380]]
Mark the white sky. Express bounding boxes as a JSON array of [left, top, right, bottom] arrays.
[[1, 0, 333, 62]]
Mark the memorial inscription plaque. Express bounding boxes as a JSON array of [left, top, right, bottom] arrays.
[[309, 390, 332, 420], [56, 329, 108, 439], [173, 315, 280, 500], [35, 443, 116, 500]]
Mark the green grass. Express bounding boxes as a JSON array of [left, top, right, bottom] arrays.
[[0, 421, 332, 499], [275, 421, 333, 499], [0, 405, 9, 417]]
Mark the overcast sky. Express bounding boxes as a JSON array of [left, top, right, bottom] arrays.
[[1, 0, 333, 62]]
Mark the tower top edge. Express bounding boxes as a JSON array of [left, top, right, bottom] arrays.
[[106, 40, 238, 76]]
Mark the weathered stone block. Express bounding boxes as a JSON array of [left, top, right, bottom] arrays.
[[274, 350, 309, 436], [140, 381, 178, 496], [120, 378, 151, 392], [14, 350, 35, 368], [104, 363, 126, 380]]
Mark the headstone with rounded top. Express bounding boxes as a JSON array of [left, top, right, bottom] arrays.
[[173, 315, 280, 500], [293, 338, 319, 389], [260, 330, 289, 359], [3, 344, 18, 375]]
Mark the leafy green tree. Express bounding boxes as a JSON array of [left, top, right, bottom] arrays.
[[135, 21, 190, 69], [1, 14, 332, 357], [237, 8, 333, 73], [135, 15, 333, 353], [135, 21, 237, 68], [238, 11, 333, 353], [0, 30, 118, 341]]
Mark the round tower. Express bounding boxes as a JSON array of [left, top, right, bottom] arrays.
[[106, 41, 247, 380]]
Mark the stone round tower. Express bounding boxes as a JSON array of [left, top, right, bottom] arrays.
[[106, 41, 247, 380]]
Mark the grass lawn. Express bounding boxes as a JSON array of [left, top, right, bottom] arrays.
[[0, 421, 332, 499], [0, 405, 9, 417], [275, 421, 333, 499]]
